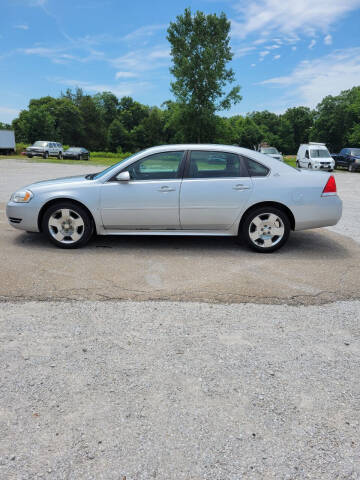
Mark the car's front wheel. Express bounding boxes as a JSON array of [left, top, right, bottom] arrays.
[[349, 163, 355, 172], [43, 152, 49, 159], [241, 207, 291, 253], [42, 202, 94, 248]]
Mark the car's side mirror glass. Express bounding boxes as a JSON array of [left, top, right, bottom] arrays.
[[116, 171, 130, 181]]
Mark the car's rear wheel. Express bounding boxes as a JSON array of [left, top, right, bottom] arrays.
[[42, 202, 94, 249], [57, 153, 63, 159], [296, 160, 300, 168], [349, 163, 355, 172], [43, 152, 48, 159], [27, 154, 33, 158], [241, 207, 290, 253], [308, 162, 312, 169]]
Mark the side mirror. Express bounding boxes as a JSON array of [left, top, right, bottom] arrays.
[[116, 171, 130, 182]]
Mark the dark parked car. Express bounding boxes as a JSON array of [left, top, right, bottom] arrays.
[[63, 147, 89, 160], [331, 148, 360, 172]]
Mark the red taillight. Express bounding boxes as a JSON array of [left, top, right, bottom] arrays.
[[322, 175, 337, 196]]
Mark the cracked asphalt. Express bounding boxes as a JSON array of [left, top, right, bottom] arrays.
[[0, 159, 359, 479]]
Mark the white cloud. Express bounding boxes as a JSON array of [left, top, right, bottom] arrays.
[[111, 47, 170, 72], [308, 39, 316, 49], [292, 46, 297, 51], [259, 50, 270, 57], [234, 46, 256, 57], [324, 34, 333, 45], [273, 54, 281, 60], [124, 24, 166, 41], [259, 47, 360, 107], [115, 71, 138, 79], [0, 106, 20, 123], [14, 24, 29, 30], [251, 63, 256, 67], [231, 0, 360, 40]]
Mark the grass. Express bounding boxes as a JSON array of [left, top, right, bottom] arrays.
[[284, 155, 297, 168]]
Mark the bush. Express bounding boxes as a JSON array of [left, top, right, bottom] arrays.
[[15, 142, 29, 154], [90, 151, 132, 160]]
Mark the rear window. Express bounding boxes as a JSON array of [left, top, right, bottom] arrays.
[[245, 158, 270, 177]]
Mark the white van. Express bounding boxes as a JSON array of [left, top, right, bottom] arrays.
[[296, 142, 334, 171]]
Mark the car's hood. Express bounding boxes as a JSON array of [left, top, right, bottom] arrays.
[[27, 175, 88, 189]]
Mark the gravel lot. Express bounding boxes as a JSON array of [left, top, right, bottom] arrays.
[[0, 159, 359, 479], [1, 300, 360, 479]]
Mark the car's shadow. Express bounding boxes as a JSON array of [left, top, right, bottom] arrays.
[[15, 228, 354, 259]]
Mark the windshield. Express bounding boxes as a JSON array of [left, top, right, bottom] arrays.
[[310, 149, 330, 158], [262, 147, 278, 154], [92, 152, 139, 180], [67, 148, 81, 152], [33, 141, 47, 147], [351, 149, 360, 156]]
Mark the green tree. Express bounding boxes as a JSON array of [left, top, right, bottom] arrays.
[[167, 7, 241, 142], [107, 119, 129, 152], [14, 107, 55, 143], [118, 96, 149, 131], [94, 91, 119, 128], [282, 106, 313, 148], [56, 98, 85, 146], [78, 95, 106, 150]]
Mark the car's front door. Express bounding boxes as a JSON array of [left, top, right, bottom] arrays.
[[100, 151, 185, 230], [179, 150, 253, 230]]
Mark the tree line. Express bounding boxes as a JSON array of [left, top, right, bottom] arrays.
[[2, 7, 360, 154], [6, 85, 359, 154]]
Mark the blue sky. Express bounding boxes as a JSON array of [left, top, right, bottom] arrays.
[[1, 0, 360, 123]]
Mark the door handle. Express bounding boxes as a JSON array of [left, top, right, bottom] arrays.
[[233, 184, 250, 191], [157, 186, 175, 192]]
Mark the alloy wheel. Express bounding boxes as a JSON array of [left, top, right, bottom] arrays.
[[48, 208, 85, 244], [248, 213, 285, 249]]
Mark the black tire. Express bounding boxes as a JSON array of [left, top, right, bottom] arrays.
[[42, 201, 94, 249], [240, 206, 291, 253], [78, 154, 81, 160], [57, 153, 63, 159], [348, 163, 355, 172], [43, 151, 49, 159], [308, 163, 312, 169], [27, 154, 33, 158]]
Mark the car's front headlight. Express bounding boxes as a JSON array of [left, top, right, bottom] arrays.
[[11, 190, 33, 203]]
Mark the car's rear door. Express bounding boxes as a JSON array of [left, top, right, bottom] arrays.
[[179, 150, 253, 230], [100, 151, 185, 230]]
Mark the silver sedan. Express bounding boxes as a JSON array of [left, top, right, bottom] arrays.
[[6, 144, 342, 253]]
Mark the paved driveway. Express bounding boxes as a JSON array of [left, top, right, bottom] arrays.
[[0, 159, 359, 305]]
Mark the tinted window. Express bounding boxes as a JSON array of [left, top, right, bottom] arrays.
[[245, 158, 270, 177], [305, 150, 309, 158], [125, 151, 184, 180], [187, 151, 242, 178], [350, 149, 360, 156]]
